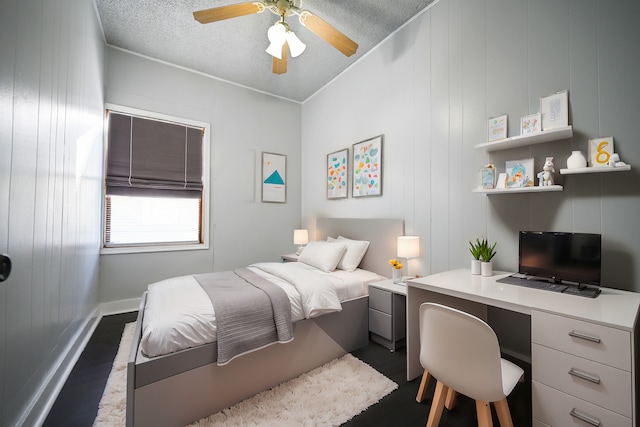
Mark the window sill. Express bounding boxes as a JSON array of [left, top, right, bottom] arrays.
[[100, 242, 209, 255]]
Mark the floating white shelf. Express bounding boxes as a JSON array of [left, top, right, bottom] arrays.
[[475, 126, 573, 152], [560, 165, 631, 175], [472, 185, 563, 194]]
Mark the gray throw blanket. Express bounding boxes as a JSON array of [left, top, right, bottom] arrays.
[[193, 268, 293, 365]]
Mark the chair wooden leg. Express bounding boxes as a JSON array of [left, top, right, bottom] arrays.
[[445, 388, 458, 410], [416, 370, 431, 403], [493, 398, 514, 427], [475, 400, 493, 427], [426, 381, 449, 427]]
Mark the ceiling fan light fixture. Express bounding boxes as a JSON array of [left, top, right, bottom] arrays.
[[286, 31, 306, 57], [266, 22, 287, 58]]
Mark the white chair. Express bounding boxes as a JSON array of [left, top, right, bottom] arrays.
[[419, 303, 524, 427]]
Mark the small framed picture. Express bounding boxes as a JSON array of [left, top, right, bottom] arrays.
[[588, 136, 614, 167], [506, 158, 535, 188], [480, 164, 496, 189], [327, 148, 348, 199], [487, 114, 508, 142], [496, 173, 507, 189], [261, 152, 286, 203], [540, 90, 569, 130], [520, 113, 541, 135]]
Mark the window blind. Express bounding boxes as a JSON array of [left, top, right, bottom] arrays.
[[106, 112, 203, 198]]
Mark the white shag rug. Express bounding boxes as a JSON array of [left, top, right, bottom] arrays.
[[94, 323, 398, 427]]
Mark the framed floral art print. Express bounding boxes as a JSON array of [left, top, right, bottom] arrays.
[[352, 135, 383, 197], [327, 148, 348, 199]]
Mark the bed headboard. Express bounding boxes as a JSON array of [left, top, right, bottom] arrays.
[[316, 218, 405, 278]]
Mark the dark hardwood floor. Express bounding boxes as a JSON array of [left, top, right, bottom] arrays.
[[43, 312, 138, 427], [43, 312, 531, 426]]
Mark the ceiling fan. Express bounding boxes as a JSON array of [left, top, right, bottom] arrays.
[[193, 0, 358, 74]]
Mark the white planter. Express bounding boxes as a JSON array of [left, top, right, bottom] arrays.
[[481, 261, 493, 277], [471, 259, 481, 275]]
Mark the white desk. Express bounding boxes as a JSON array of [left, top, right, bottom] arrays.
[[407, 269, 640, 427]]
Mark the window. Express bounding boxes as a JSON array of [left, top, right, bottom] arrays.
[[103, 106, 209, 253]]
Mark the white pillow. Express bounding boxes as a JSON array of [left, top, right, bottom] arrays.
[[336, 236, 370, 272], [298, 241, 347, 272]]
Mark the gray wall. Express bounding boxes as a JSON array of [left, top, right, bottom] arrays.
[[0, 0, 105, 425], [100, 48, 303, 303], [301, 0, 640, 292]]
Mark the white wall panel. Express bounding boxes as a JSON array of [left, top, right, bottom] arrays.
[[412, 11, 432, 277], [597, 1, 640, 291], [302, 0, 640, 292], [447, 0, 464, 267], [7, 0, 43, 413], [461, 0, 489, 271], [0, 0, 104, 425], [429, 2, 452, 273], [0, 0, 17, 420]]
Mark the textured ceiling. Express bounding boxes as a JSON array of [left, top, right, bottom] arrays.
[[95, 0, 434, 102]]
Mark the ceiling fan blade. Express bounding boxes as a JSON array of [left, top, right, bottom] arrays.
[[193, 2, 265, 24], [298, 11, 358, 57], [272, 42, 289, 74]]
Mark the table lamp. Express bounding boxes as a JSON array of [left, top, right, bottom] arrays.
[[397, 236, 420, 280], [294, 229, 309, 255]]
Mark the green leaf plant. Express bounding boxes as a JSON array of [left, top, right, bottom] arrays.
[[470, 237, 497, 262]]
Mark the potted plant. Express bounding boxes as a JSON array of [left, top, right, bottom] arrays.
[[469, 238, 483, 275], [478, 239, 497, 277]]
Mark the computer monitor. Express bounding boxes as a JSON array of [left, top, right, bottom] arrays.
[[519, 231, 601, 287]]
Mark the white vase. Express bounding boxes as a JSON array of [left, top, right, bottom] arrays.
[[481, 261, 493, 277], [567, 150, 587, 169], [392, 268, 402, 284], [471, 259, 481, 275]]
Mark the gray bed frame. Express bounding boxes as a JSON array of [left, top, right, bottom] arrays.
[[126, 218, 404, 427]]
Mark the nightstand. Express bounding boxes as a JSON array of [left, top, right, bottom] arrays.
[[368, 279, 407, 352], [281, 253, 299, 262]]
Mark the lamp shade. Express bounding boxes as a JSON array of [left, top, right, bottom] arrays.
[[286, 31, 306, 57], [397, 236, 419, 258], [266, 23, 287, 59], [294, 229, 309, 245]]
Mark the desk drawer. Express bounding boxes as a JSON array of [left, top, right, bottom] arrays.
[[532, 344, 631, 417], [532, 311, 630, 370], [369, 286, 392, 314], [369, 308, 392, 340], [533, 381, 631, 427]]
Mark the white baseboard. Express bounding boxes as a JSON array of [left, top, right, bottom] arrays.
[[20, 306, 102, 427], [21, 298, 141, 427], [100, 297, 142, 315]]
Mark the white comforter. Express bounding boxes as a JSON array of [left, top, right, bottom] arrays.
[[140, 262, 382, 358]]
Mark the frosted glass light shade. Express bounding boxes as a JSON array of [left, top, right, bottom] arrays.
[[294, 229, 309, 245], [397, 236, 420, 258], [266, 42, 283, 59], [286, 31, 306, 57], [267, 23, 286, 44], [266, 23, 287, 59]]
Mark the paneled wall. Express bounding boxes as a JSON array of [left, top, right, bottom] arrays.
[[0, 1, 105, 425], [302, 0, 640, 292], [100, 48, 302, 303]]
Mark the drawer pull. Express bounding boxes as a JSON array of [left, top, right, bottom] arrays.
[[568, 330, 601, 343], [568, 368, 601, 384], [570, 408, 601, 426]]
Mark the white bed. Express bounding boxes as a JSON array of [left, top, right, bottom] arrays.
[[126, 218, 404, 427]]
